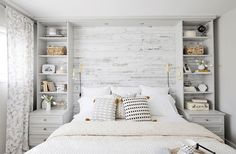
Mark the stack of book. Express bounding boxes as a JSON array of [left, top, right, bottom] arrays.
[[41, 81, 56, 92], [186, 99, 209, 111]]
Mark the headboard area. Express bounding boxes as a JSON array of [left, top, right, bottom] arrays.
[[73, 26, 178, 113]]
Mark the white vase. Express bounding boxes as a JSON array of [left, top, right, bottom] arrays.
[[46, 103, 51, 111], [198, 64, 205, 70]]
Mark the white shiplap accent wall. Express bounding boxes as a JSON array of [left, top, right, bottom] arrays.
[[73, 26, 177, 113]]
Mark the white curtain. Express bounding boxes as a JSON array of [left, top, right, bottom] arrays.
[[5, 7, 34, 154]]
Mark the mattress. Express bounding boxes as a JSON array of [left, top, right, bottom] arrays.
[[25, 118, 236, 154]]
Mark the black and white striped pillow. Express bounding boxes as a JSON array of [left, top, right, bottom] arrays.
[[92, 97, 116, 121], [123, 96, 152, 121]]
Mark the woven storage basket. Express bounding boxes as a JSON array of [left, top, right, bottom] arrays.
[[47, 46, 67, 55], [184, 46, 204, 55]]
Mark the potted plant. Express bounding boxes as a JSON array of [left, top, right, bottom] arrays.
[[41, 95, 55, 111], [195, 59, 208, 71]]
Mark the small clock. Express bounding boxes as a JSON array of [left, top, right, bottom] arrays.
[[197, 25, 208, 36]]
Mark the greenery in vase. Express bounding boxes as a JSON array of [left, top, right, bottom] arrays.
[[195, 59, 208, 68], [41, 95, 55, 104]]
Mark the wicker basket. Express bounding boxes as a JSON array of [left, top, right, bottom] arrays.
[[184, 46, 204, 55], [47, 46, 67, 55]]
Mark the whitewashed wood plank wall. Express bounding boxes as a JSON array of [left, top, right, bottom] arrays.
[[73, 26, 177, 113]]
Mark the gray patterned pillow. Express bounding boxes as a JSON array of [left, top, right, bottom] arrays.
[[123, 96, 151, 121], [92, 97, 116, 121]]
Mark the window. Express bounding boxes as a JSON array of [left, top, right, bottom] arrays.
[[0, 26, 7, 83]]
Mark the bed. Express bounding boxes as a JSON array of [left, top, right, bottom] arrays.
[[26, 116, 236, 154], [26, 86, 236, 154]]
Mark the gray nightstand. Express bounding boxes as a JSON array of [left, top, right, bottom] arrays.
[[29, 109, 72, 147], [182, 110, 225, 140]]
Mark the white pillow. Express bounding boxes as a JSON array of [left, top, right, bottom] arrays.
[[139, 85, 169, 96], [111, 86, 140, 97], [148, 95, 178, 116], [74, 96, 95, 121], [82, 86, 111, 97], [74, 95, 115, 121]]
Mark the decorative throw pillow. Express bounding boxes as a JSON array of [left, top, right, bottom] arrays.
[[92, 97, 117, 121], [112, 93, 136, 119], [123, 96, 152, 121]]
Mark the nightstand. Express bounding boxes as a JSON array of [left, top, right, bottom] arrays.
[[182, 110, 225, 140], [29, 109, 72, 147]]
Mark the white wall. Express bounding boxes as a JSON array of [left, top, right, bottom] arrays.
[[73, 26, 177, 113], [0, 5, 6, 154], [216, 7, 236, 147]]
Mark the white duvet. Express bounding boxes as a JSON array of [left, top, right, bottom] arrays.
[[26, 120, 236, 154]]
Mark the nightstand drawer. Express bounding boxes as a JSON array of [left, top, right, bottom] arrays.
[[29, 125, 60, 135], [29, 134, 49, 146], [191, 116, 224, 124], [30, 116, 63, 124], [204, 125, 224, 136]]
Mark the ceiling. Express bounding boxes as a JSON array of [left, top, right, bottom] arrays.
[[7, 0, 236, 20]]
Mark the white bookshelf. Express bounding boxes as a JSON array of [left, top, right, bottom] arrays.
[[34, 22, 74, 114], [181, 20, 215, 110], [29, 22, 74, 147]]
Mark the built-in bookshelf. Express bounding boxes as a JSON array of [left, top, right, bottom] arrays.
[[35, 22, 74, 113], [182, 20, 215, 110]]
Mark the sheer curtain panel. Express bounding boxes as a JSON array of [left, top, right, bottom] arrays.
[[5, 7, 34, 154]]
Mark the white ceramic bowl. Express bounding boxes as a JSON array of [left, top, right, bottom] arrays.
[[184, 31, 196, 37], [47, 27, 57, 36]]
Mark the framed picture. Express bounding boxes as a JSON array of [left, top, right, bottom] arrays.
[[42, 64, 56, 74], [184, 63, 192, 73]]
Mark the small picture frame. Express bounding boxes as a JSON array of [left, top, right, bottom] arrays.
[[56, 84, 67, 92], [42, 64, 56, 74], [184, 64, 192, 73]]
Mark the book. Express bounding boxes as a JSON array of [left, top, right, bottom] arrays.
[[47, 82, 56, 92], [191, 99, 208, 103]]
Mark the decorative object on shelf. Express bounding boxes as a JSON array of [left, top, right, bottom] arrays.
[[53, 100, 65, 109], [46, 27, 64, 37], [184, 45, 204, 55], [41, 80, 56, 92], [191, 98, 208, 103], [47, 46, 67, 55], [184, 80, 192, 87], [41, 95, 55, 111], [197, 25, 208, 36], [56, 84, 67, 92], [185, 101, 209, 111], [42, 64, 56, 74], [48, 81, 56, 92], [184, 86, 197, 92], [42, 81, 48, 92], [56, 65, 66, 74], [184, 30, 196, 37], [195, 59, 210, 72], [165, 63, 172, 88], [183, 64, 192, 73], [46, 27, 57, 36], [197, 83, 208, 92]]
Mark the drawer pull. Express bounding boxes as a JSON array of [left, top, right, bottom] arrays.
[[43, 128, 47, 131], [43, 119, 47, 122], [205, 119, 209, 121], [43, 138, 47, 142]]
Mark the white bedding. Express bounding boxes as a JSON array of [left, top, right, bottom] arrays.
[[26, 118, 236, 154]]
